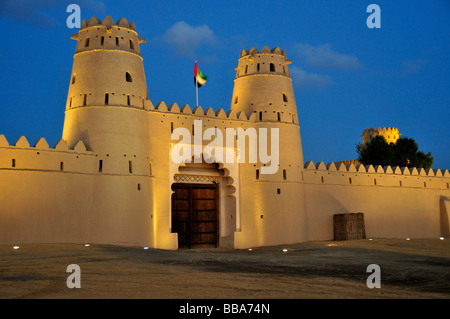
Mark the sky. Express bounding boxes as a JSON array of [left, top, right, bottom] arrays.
[[0, 0, 449, 169]]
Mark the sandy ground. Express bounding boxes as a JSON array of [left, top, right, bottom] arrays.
[[0, 238, 449, 299]]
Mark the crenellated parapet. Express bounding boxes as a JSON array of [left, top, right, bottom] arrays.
[[362, 127, 401, 145], [0, 134, 152, 177], [303, 161, 450, 189], [144, 101, 258, 122]]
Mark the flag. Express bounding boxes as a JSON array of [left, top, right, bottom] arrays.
[[194, 61, 208, 87]]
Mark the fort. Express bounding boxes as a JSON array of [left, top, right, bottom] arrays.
[[0, 16, 449, 250]]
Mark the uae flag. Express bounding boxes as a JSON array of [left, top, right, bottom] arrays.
[[194, 61, 208, 87]]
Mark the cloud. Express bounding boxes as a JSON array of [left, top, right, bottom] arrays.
[[294, 43, 361, 71], [290, 66, 333, 90], [401, 59, 428, 76], [161, 21, 217, 59], [0, 0, 106, 27]]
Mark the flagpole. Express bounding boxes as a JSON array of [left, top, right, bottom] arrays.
[[195, 60, 199, 107]]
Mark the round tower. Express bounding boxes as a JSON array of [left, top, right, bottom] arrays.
[[62, 16, 149, 156], [230, 46, 307, 247], [230, 46, 304, 169], [231, 46, 298, 124]]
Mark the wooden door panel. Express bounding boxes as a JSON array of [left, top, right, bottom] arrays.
[[171, 183, 218, 248]]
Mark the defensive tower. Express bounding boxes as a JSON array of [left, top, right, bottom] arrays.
[[62, 16, 149, 156]]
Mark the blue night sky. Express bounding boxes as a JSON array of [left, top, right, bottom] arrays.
[[0, 0, 449, 169]]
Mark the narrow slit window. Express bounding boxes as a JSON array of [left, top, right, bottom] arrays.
[[127, 95, 130, 105], [171, 122, 174, 133], [256, 169, 260, 180], [60, 162, 64, 171], [105, 93, 109, 105], [292, 114, 295, 123], [245, 65, 248, 74], [126, 72, 132, 82], [99, 160, 103, 173], [277, 112, 281, 122], [101, 36, 104, 46], [283, 93, 288, 102], [71, 74, 76, 84], [149, 163, 152, 175], [69, 97, 72, 108], [257, 63, 260, 72], [85, 37, 90, 47], [277, 188, 281, 194], [129, 39, 134, 50], [234, 96, 238, 104], [283, 169, 287, 180], [321, 176, 324, 183], [349, 177, 352, 184], [259, 111, 262, 121], [137, 183, 141, 190], [83, 94, 87, 106], [283, 65, 286, 74], [374, 178, 377, 185], [129, 160, 133, 174], [115, 37, 119, 46], [12, 159, 16, 168], [270, 63, 275, 72], [399, 180, 402, 187]]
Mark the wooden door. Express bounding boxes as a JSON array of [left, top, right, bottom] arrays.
[[172, 183, 219, 248]]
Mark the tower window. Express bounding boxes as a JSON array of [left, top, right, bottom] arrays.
[[12, 159, 16, 168], [256, 169, 260, 180], [99, 160, 103, 173], [171, 122, 174, 133], [270, 63, 275, 72], [245, 65, 248, 75], [129, 160, 133, 174], [101, 36, 104, 46], [126, 72, 132, 82], [83, 94, 87, 106], [60, 162, 64, 171], [105, 93, 109, 105], [127, 95, 131, 105], [283, 169, 287, 180], [277, 112, 281, 122], [259, 111, 262, 121], [69, 97, 72, 108], [257, 63, 260, 72], [283, 93, 288, 102], [129, 39, 134, 50], [71, 74, 76, 84], [234, 96, 238, 104], [277, 188, 281, 194], [283, 66, 286, 74], [85, 37, 90, 47], [116, 37, 119, 46]]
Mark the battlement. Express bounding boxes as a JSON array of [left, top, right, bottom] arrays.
[[303, 161, 450, 189], [240, 46, 286, 58], [80, 16, 137, 31], [0, 134, 151, 177], [362, 127, 401, 144]]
